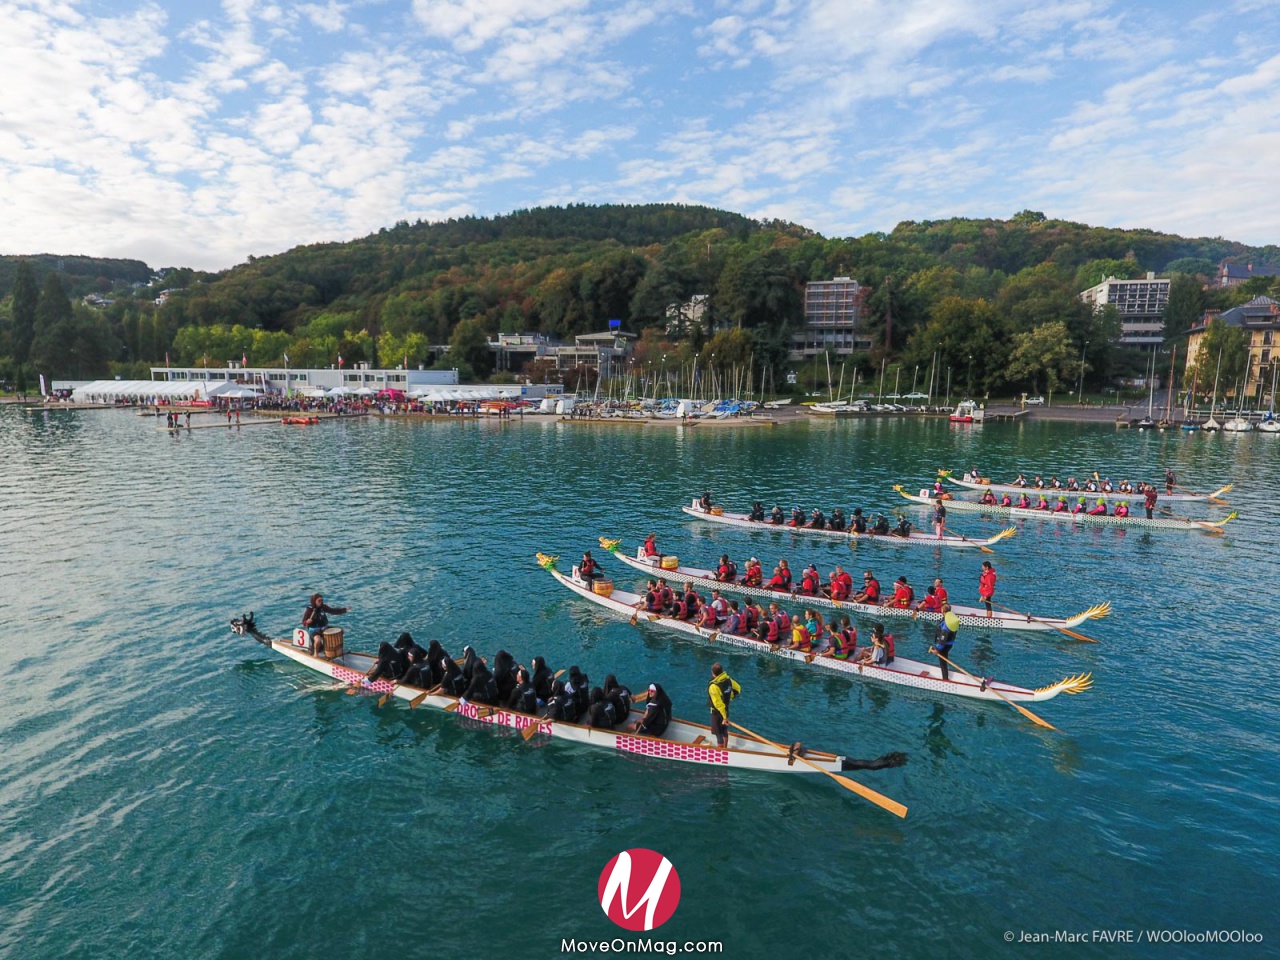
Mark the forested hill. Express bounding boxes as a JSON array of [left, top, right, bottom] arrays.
[[2, 204, 1279, 391], [0, 254, 153, 298]]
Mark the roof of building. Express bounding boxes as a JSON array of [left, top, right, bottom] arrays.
[[1190, 296, 1280, 334]]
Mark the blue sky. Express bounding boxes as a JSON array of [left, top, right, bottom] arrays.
[[2, 0, 1279, 271]]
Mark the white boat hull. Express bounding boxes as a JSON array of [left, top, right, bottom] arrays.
[[606, 543, 1108, 635], [542, 564, 1090, 707], [896, 487, 1236, 534], [683, 501, 1015, 550], [229, 619, 886, 779], [939, 471, 1230, 504]]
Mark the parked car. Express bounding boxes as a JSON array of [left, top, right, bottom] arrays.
[[1025, 396, 1045, 405]]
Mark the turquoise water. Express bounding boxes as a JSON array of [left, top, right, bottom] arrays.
[[1, 408, 1276, 959]]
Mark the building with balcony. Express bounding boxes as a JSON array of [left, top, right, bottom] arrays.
[[1079, 272, 1170, 347], [1184, 296, 1280, 402], [790, 277, 871, 360], [1217, 261, 1280, 288]]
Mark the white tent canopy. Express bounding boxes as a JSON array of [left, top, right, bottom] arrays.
[[71, 379, 211, 403]]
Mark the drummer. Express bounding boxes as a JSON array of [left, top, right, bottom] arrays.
[[302, 592, 348, 654]]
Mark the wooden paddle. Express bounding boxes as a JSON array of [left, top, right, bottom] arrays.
[[727, 720, 907, 818], [987, 600, 1099, 644], [931, 651, 1058, 731]]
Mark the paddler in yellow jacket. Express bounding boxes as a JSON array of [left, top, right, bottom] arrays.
[[707, 663, 741, 748]]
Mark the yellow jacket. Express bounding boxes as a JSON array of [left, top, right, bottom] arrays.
[[707, 672, 741, 720]]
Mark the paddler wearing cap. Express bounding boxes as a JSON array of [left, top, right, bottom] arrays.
[[633, 683, 673, 736], [742, 557, 763, 587], [930, 605, 961, 680]]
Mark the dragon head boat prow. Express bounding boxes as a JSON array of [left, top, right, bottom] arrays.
[[535, 552, 560, 569], [598, 537, 622, 551], [1034, 673, 1094, 698]]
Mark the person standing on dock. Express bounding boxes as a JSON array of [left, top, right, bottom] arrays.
[[1144, 486, 1159, 520], [978, 562, 997, 618], [1165, 468, 1176, 495], [932, 498, 947, 539], [707, 663, 740, 748]]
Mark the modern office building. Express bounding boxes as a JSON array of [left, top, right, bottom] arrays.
[[1079, 272, 1170, 347], [790, 277, 871, 359]]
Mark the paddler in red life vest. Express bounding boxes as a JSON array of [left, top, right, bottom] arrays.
[[933, 578, 949, 605], [828, 565, 853, 601], [1144, 486, 1158, 519], [755, 602, 782, 644], [919, 585, 941, 613], [978, 561, 997, 618], [579, 550, 602, 584], [854, 570, 880, 604], [1113, 500, 1129, 517], [643, 533, 660, 558], [1053, 495, 1070, 513], [1072, 496, 1087, 515], [932, 478, 946, 497], [797, 565, 821, 597], [676, 587, 701, 620], [742, 557, 763, 587], [886, 575, 914, 609], [1087, 497, 1107, 516], [823, 615, 858, 659], [715, 554, 738, 582], [656, 578, 675, 611]]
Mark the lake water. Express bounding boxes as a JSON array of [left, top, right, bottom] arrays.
[[1, 408, 1276, 959]]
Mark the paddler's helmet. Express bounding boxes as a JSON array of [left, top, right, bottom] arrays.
[[944, 611, 960, 632], [1096, 497, 1105, 504], [1058, 495, 1066, 500], [1078, 497, 1086, 503]]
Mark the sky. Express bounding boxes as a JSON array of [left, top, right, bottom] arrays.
[[2, 0, 1280, 272]]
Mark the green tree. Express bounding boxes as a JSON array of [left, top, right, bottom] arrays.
[[1004, 321, 1077, 396], [1163, 274, 1205, 338], [448, 318, 493, 378], [1075, 258, 1142, 291], [11, 260, 39, 365], [29, 274, 74, 375], [1188, 319, 1249, 398]]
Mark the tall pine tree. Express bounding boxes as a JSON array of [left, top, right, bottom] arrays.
[[11, 260, 39, 365], [29, 274, 74, 377]]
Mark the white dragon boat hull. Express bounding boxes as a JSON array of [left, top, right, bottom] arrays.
[[602, 540, 1109, 635], [683, 501, 1015, 550], [539, 561, 1091, 708], [227, 615, 896, 781], [939, 470, 1231, 503], [895, 487, 1236, 535]]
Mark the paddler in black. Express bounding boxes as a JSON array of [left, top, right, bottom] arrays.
[[749, 501, 765, 521], [564, 666, 591, 721], [770, 505, 784, 525], [632, 683, 672, 737], [700, 490, 713, 511], [459, 659, 498, 706], [460, 645, 482, 683], [542, 679, 573, 721], [395, 633, 430, 686], [437, 656, 465, 696], [302, 592, 348, 654], [603, 674, 633, 720], [365, 641, 405, 683], [852, 508, 868, 534], [707, 663, 740, 748], [530, 656, 554, 702], [587, 688, 618, 729], [424, 639, 449, 685], [506, 667, 539, 713], [492, 650, 518, 701]]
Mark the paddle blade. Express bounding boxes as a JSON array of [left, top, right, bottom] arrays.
[[819, 764, 908, 818], [377, 692, 391, 707], [522, 718, 549, 741], [410, 691, 429, 708]]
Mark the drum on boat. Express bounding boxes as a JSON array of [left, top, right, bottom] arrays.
[[321, 627, 344, 659], [591, 578, 614, 598], [660, 555, 680, 570]]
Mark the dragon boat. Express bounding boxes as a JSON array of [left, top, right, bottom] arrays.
[[599, 538, 1109, 638], [938, 470, 1231, 504], [895, 486, 1237, 534], [682, 500, 1015, 550], [227, 613, 907, 814], [538, 555, 1092, 714]]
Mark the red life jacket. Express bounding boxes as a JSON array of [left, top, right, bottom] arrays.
[[864, 580, 880, 601], [581, 557, 596, 576], [831, 579, 850, 601], [643, 537, 658, 557], [800, 574, 818, 596], [839, 627, 857, 655], [884, 633, 895, 661]]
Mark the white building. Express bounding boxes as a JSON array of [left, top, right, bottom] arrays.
[[790, 277, 870, 359], [1079, 272, 1170, 347], [149, 361, 459, 393]]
